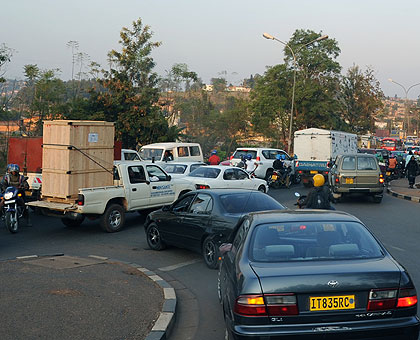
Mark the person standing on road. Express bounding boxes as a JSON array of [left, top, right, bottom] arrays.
[[208, 150, 220, 165], [405, 155, 419, 189], [245, 154, 259, 175]]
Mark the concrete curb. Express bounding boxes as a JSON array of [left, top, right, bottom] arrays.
[[5, 254, 176, 340], [386, 186, 420, 203]]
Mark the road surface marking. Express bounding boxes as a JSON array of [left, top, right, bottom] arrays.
[[158, 259, 201, 272], [390, 245, 405, 252]]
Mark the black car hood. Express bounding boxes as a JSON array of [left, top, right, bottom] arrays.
[[250, 256, 401, 293]]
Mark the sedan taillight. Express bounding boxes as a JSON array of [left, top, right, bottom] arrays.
[[77, 194, 85, 206], [265, 294, 298, 315], [234, 295, 267, 316], [367, 289, 397, 311], [234, 294, 298, 317], [195, 184, 210, 190], [397, 288, 418, 308]]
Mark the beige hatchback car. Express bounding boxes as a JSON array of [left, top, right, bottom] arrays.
[[328, 154, 384, 203]]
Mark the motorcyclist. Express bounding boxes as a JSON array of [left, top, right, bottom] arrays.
[[300, 174, 335, 210], [0, 164, 31, 226], [245, 154, 258, 175], [208, 150, 220, 165], [273, 154, 287, 181]]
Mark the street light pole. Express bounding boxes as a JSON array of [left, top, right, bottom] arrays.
[[263, 33, 328, 154], [388, 78, 420, 136]]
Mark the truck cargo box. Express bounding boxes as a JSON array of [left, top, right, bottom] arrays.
[[42, 120, 115, 201]]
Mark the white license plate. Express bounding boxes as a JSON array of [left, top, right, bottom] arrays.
[[5, 200, 16, 204]]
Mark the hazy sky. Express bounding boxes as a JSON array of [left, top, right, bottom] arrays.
[[2, 0, 420, 98]]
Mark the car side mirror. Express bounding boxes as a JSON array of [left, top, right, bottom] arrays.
[[167, 175, 171, 181], [293, 154, 298, 159], [219, 243, 232, 255]]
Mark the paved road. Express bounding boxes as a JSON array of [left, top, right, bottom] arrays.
[[1, 186, 420, 340]]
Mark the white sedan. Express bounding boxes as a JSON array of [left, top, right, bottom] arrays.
[[183, 165, 269, 193], [161, 162, 206, 178]]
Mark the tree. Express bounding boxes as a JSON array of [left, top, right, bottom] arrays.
[[339, 65, 384, 134], [211, 77, 227, 92], [0, 43, 12, 83], [93, 18, 180, 148]]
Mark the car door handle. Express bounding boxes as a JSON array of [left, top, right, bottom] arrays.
[[132, 188, 137, 192], [152, 186, 157, 189]]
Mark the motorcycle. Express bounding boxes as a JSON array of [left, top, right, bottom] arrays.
[[294, 192, 307, 209], [268, 167, 292, 189], [1, 186, 28, 233]]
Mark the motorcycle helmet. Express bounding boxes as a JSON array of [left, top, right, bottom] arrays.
[[275, 154, 281, 160], [9, 164, 20, 173], [313, 174, 325, 187], [211, 150, 217, 155], [246, 154, 252, 160], [281, 154, 286, 160]]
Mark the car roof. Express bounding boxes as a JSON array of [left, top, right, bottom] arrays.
[[248, 209, 361, 224], [234, 147, 286, 152], [161, 161, 206, 165], [140, 142, 200, 148], [338, 153, 376, 158], [186, 188, 267, 195]]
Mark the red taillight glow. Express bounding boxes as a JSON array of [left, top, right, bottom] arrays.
[[335, 177, 339, 183], [18, 193, 22, 197], [234, 294, 298, 317], [298, 170, 303, 174], [195, 184, 210, 190], [256, 156, 260, 161], [77, 194, 84, 206], [379, 174, 384, 184], [397, 288, 418, 308], [234, 295, 266, 316]]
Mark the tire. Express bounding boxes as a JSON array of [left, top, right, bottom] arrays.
[[202, 236, 219, 269], [61, 216, 85, 228], [257, 185, 266, 193], [293, 173, 301, 184], [372, 195, 383, 203], [100, 204, 125, 233], [265, 169, 273, 181], [146, 222, 166, 250], [5, 211, 19, 233]]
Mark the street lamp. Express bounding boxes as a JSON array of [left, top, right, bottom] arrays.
[[263, 33, 328, 154], [388, 78, 420, 136]]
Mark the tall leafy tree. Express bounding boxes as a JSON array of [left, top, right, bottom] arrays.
[[339, 65, 384, 133], [94, 18, 179, 148]]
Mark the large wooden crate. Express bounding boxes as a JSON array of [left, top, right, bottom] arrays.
[[42, 120, 115, 201]]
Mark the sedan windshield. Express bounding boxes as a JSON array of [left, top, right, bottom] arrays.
[[188, 167, 221, 178], [250, 221, 383, 262], [221, 192, 284, 214]]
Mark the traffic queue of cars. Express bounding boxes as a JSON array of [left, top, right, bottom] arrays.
[[139, 151, 418, 339]]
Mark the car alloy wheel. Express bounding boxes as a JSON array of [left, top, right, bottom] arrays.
[[146, 223, 166, 250], [203, 236, 219, 269]]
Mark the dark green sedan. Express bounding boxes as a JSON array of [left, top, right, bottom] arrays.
[[144, 189, 284, 269], [219, 210, 419, 339]]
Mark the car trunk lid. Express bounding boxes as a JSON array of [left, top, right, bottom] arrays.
[[250, 257, 401, 323]]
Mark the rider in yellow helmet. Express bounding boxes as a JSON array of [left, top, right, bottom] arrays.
[[301, 174, 335, 210]]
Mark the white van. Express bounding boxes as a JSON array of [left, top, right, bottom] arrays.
[[139, 142, 204, 163]]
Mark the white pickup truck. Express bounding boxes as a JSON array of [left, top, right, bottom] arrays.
[[27, 161, 195, 232]]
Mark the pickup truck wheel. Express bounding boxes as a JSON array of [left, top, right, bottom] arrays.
[[202, 236, 219, 269], [100, 204, 125, 233], [146, 223, 166, 250], [61, 216, 85, 227]]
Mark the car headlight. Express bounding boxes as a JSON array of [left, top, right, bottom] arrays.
[[4, 192, 13, 200]]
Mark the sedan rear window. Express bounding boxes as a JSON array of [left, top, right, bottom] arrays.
[[250, 221, 383, 262], [220, 192, 284, 214], [188, 167, 221, 178], [162, 164, 187, 174]]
